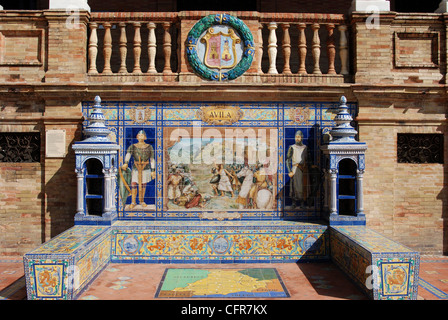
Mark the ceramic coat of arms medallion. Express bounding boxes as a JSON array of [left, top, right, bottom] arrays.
[[186, 13, 255, 81], [130, 107, 152, 124]]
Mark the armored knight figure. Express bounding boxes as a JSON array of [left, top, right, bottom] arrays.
[[119, 130, 156, 209]]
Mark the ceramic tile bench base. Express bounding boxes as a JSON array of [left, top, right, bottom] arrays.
[[330, 226, 420, 300], [23, 226, 111, 300], [22, 221, 420, 300], [110, 220, 330, 263]]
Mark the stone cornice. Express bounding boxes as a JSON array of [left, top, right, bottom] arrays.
[[350, 11, 397, 25], [0, 83, 446, 104]]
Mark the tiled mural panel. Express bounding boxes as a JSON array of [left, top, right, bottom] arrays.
[[82, 101, 356, 221]]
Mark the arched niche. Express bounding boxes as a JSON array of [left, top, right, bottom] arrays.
[[84, 158, 104, 216], [337, 158, 357, 217]]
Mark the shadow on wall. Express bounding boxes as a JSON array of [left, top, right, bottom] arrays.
[[44, 125, 81, 240]]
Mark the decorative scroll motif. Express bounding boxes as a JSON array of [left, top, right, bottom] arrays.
[[200, 211, 242, 221], [186, 13, 255, 81], [397, 133, 443, 164], [382, 263, 410, 296], [111, 223, 329, 262], [197, 105, 244, 125], [0, 132, 40, 163]]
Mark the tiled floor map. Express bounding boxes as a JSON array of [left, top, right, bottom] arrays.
[[155, 268, 290, 298]]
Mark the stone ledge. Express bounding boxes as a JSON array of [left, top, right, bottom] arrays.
[[87, 72, 346, 85]]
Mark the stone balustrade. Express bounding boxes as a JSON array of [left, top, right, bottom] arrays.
[[87, 12, 349, 83], [87, 12, 177, 76], [257, 14, 349, 77], [0, 10, 445, 85]]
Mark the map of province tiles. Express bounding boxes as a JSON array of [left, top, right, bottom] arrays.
[[155, 268, 290, 298]]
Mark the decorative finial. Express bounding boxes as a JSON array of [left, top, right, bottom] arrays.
[[82, 96, 111, 142], [329, 96, 357, 143]]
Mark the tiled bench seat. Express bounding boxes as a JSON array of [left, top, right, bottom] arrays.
[[23, 226, 111, 300], [22, 220, 330, 299], [330, 226, 420, 300], [22, 221, 420, 300]]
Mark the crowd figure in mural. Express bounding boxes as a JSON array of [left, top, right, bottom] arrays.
[[166, 159, 275, 210], [167, 164, 211, 209], [212, 162, 275, 209]]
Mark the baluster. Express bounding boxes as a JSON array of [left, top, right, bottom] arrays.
[[132, 22, 142, 74], [327, 24, 336, 74], [281, 23, 291, 74], [88, 22, 98, 74], [311, 23, 321, 74], [162, 22, 172, 74], [267, 22, 278, 74], [118, 22, 127, 73], [147, 22, 157, 74], [102, 22, 112, 74], [256, 23, 263, 74], [298, 23, 307, 74], [338, 24, 349, 75]]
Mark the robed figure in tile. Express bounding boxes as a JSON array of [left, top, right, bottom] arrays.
[[286, 130, 310, 209]]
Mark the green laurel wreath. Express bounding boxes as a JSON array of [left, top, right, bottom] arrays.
[[186, 14, 255, 81]]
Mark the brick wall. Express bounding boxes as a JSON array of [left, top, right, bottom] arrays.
[[0, 11, 86, 256], [0, 96, 83, 255], [352, 12, 446, 85], [0, 161, 43, 255], [357, 94, 447, 254]]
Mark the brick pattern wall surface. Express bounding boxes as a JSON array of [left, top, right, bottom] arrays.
[[352, 13, 446, 85], [358, 96, 447, 255], [0, 162, 43, 256]]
